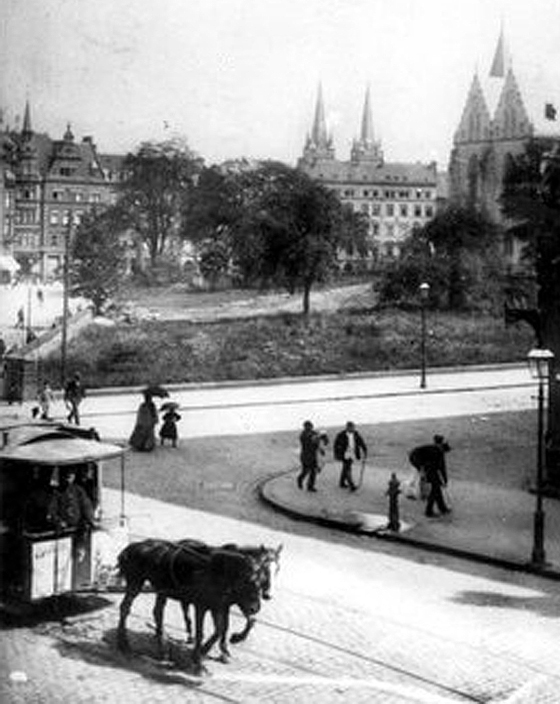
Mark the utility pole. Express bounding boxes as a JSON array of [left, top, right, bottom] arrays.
[[60, 212, 71, 387]]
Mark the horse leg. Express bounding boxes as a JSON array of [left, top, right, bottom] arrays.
[[216, 608, 231, 663], [230, 609, 255, 644], [192, 603, 206, 668], [202, 608, 230, 662], [179, 599, 194, 644], [153, 594, 167, 656], [117, 582, 142, 652]]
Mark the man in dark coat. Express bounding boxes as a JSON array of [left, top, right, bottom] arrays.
[[409, 435, 451, 517], [333, 421, 367, 491], [297, 420, 320, 492]]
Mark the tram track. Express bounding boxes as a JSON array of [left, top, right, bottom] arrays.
[[141, 607, 492, 703]]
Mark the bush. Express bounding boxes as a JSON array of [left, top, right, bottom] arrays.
[[39, 308, 534, 389]]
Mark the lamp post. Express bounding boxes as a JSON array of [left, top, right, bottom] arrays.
[[419, 282, 430, 389], [527, 348, 554, 568]]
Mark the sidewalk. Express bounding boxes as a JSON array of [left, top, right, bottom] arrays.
[[260, 462, 560, 580]]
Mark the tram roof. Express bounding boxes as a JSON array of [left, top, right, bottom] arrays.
[[0, 422, 127, 465]]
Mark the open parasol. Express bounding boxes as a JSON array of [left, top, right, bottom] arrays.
[[160, 401, 180, 412], [141, 385, 169, 398]]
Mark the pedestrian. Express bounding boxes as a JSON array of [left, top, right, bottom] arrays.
[[38, 380, 55, 420], [64, 372, 85, 425], [297, 420, 320, 492], [333, 421, 368, 492], [129, 391, 159, 452], [15, 306, 24, 329], [409, 435, 452, 517], [159, 405, 181, 447], [316, 430, 329, 472]]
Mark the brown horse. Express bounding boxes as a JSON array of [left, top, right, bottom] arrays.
[[152, 540, 282, 649], [116, 539, 262, 664]]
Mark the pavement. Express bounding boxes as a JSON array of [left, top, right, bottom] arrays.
[[259, 461, 560, 580], [4, 383, 560, 702]]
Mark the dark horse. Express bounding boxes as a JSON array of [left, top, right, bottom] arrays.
[[152, 539, 282, 649], [117, 539, 263, 664]]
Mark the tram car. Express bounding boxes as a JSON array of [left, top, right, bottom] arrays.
[[0, 421, 128, 603]]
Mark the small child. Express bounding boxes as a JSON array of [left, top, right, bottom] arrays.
[[159, 407, 181, 448], [38, 381, 55, 420]]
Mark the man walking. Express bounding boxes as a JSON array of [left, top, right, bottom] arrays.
[[64, 372, 85, 425], [297, 420, 320, 492], [409, 434, 451, 517], [334, 421, 367, 492]]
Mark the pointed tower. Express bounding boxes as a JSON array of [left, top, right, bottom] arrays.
[[21, 100, 33, 141], [492, 67, 533, 140], [453, 73, 492, 144], [489, 26, 506, 78], [351, 86, 383, 164], [301, 84, 335, 165]]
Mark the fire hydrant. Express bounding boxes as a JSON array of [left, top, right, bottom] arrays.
[[386, 472, 401, 532]]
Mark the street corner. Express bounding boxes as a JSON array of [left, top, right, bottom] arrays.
[[259, 468, 415, 536]]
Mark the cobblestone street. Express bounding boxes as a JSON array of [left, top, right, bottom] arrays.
[[3, 491, 560, 703]]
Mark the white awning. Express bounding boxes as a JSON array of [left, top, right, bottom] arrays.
[[0, 255, 20, 272]]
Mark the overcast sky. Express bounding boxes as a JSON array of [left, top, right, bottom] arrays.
[[2, 0, 560, 169]]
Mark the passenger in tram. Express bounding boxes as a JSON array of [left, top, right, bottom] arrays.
[[49, 467, 95, 533], [22, 466, 57, 534]]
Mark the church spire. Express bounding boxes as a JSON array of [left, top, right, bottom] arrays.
[[301, 83, 335, 164], [360, 85, 374, 144], [351, 85, 383, 165], [22, 99, 33, 140], [311, 83, 328, 146]]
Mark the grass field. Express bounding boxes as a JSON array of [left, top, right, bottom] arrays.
[[40, 283, 534, 389]]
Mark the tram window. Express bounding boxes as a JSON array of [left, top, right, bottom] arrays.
[[22, 466, 57, 533]]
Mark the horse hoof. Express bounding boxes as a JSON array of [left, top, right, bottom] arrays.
[[218, 653, 230, 664], [230, 634, 243, 644]]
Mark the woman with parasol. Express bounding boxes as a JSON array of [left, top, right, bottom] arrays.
[[159, 401, 181, 448], [129, 386, 168, 452]]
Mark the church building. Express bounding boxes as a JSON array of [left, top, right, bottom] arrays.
[[298, 85, 438, 264], [448, 28, 560, 266]]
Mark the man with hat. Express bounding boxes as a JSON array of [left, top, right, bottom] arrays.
[[409, 435, 451, 517]]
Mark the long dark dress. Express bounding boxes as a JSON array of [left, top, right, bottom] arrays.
[[129, 400, 158, 451]]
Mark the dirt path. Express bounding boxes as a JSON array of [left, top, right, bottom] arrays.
[[122, 283, 373, 322]]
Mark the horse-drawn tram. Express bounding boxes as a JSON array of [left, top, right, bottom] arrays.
[[0, 420, 128, 605]]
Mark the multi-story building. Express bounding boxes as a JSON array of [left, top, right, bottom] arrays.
[[0, 102, 125, 282], [298, 85, 438, 263], [448, 29, 560, 266]]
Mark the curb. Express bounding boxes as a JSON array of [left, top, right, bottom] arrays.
[[258, 472, 560, 583], [80, 361, 526, 398]]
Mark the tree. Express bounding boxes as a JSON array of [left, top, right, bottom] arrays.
[[230, 162, 368, 314], [70, 208, 127, 315], [377, 206, 502, 310], [501, 138, 560, 487], [119, 138, 203, 265]]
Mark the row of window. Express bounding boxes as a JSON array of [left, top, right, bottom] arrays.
[[359, 202, 434, 218], [340, 187, 434, 200], [14, 232, 65, 248], [17, 187, 103, 203], [369, 221, 423, 238], [49, 210, 83, 226], [13, 209, 84, 226], [51, 190, 102, 203]]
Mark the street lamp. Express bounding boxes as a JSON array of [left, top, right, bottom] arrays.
[[419, 282, 430, 389], [527, 347, 554, 568]]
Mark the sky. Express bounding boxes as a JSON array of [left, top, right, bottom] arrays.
[[2, 0, 560, 169]]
